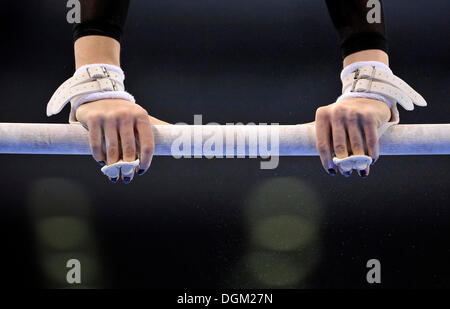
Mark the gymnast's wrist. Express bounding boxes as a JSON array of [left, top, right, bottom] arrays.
[[343, 49, 389, 67], [74, 36, 121, 69]]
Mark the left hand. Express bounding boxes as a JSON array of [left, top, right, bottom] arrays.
[[314, 97, 391, 178]]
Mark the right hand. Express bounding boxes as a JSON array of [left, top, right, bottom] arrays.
[[76, 98, 164, 184], [314, 97, 391, 178]]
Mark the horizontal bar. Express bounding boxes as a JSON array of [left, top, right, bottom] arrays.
[[0, 123, 449, 156]]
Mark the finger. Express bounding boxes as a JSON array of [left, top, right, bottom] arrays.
[[347, 114, 370, 174], [315, 109, 336, 175], [358, 165, 370, 179], [87, 118, 106, 166], [119, 116, 137, 162], [336, 165, 351, 177], [347, 114, 365, 156], [135, 116, 155, 175], [108, 176, 118, 184], [363, 116, 380, 164], [120, 162, 136, 185], [104, 118, 120, 182], [119, 116, 137, 184], [331, 114, 349, 159], [331, 114, 351, 177]]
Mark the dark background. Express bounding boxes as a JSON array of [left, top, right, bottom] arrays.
[[0, 0, 449, 288]]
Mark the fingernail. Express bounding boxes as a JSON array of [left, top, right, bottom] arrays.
[[359, 170, 367, 179], [328, 168, 336, 176], [343, 171, 351, 178], [110, 177, 118, 183], [123, 177, 131, 184], [98, 161, 106, 167], [138, 169, 146, 176]]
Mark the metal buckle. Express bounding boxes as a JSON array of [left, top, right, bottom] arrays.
[[111, 79, 118, 91], [366, 66, 376, 92], [97, 78, 118, 91], [87, 66, 110, 79], [351, 66, 376, 93], [351, 69, 360, 92], [101, 66, 110, 78]]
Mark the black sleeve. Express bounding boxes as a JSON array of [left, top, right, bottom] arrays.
[[73, 0, 130, 43], [325, 0, 388, 59]]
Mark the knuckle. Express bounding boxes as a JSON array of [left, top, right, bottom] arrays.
[[132, 105, 147, 114], [118, 110, 133, 121], [333, 105, 347, 116], [346, 115, 358, 124], [107, 108, 130, 120], [104, 112, 118, 121], [364, 115, 377, 126], [347, 110, 361, 120], [351, 142, 363, 150], [316, 142, 329, 152], [316, 106, 325, 115], [123, 144, 135, 155], [141, 145, 154, 156], [90, 143, 101, 154], [318, 148, 329, 156], [86, 111, 103, 122], [315, 107, 329, 120], [334, 144, 346, 153], [136, 113, 150, 123], [366, 137, 378, 147], [107, 142, 119, 152]]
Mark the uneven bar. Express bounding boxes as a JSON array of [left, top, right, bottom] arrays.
[[0, 123, 449, 156]]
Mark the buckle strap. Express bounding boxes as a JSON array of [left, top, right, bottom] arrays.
[[347, 78, 414, 111], [86, 66, 110, 79], [342, 65, 427, 108], [47, 65, 126, 118], [337, 61, 427, 138]]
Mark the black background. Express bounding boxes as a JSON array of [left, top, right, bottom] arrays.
[[0, 0, 449, 288]]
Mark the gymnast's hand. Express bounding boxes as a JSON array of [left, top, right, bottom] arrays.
[[314, 97, 391, 178], [76, 99, 167, 184]]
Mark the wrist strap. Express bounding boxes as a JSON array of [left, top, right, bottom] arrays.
[[341, 64, 427, 110], [47, 64, 135, 123], [336, 61, 427, 135]]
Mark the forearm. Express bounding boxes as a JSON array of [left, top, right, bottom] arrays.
[[74, 35, 121, 69], [326, 0, 388, 60], [73, 0, 129, 69]]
